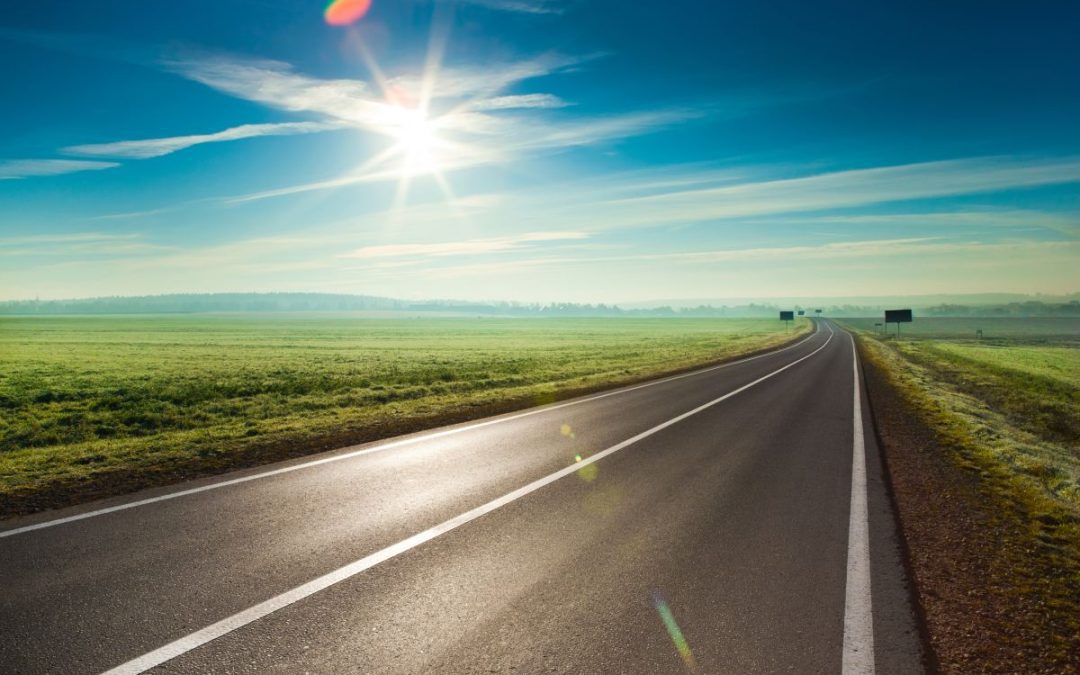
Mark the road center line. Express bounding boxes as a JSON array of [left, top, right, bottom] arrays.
[[2, 325, 822, 539], [842, 333, 875, 674], [100, 328, 835, 675]]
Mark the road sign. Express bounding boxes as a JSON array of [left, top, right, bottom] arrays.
[[779, 311, 794, 321], [814, 309, 822, 315], [797, 310, 805, 316], [884, 308, 913, 337], [884, 309, 913, 323]]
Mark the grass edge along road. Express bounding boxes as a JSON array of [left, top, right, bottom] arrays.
[[845, 320, 1079, 673], [0, 316, 810, 518]]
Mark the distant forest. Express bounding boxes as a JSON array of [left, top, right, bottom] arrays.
[[0, 293, 1077, 317]]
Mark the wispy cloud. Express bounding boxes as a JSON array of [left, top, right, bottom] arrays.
[[748, 209, 1080, 236], [467, 93, 570, 110], [453, 0, 565, 14], [0, 231, 162, 256], [421, 238, 1080, 279], [499, 156, 1080, 232], [166, 56, 385, 126], [64, 121, 341, 159], [0, 232, 138, 245], [165, 52, 587, 130], [341, 231, 586, 259], [0, 159, 119, 180], [155, 51, 689, 201], [85, 207, 171, 221], [225, 110, 692, 203]]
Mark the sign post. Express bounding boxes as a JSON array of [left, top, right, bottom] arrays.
[[779, 310, 794, 329], [884, 309, 913, 337]]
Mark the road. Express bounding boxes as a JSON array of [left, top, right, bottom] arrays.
[[0, 320, 924, 674]]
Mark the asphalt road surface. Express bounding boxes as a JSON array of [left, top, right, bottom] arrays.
[[1, 320, 925, 674]]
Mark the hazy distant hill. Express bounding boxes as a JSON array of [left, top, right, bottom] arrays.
[[0, 293, 1077, 317]]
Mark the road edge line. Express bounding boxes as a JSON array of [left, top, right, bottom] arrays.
[[842, 331, 876, 674]]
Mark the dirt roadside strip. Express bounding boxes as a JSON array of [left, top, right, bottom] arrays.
[[855, 334, 1079, 674]]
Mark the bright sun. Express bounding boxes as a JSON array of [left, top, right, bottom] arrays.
[[389, 107, 440, 176]]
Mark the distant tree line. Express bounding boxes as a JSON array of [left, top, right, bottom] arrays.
[[920, 301, 1080, 317], [0, 293, 408, 315], [0, 293, 790, 317]]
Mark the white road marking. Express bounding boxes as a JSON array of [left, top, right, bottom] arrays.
[[1, 325, 823, 539], [842, 333, 875, 674], [100, 328, 835, 675]]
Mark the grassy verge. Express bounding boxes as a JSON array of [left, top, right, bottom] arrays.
[[0, 315, 810, 517], [847, 321, 1078, 671]]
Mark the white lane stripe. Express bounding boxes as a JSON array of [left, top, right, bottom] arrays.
[[842, 332, 875, 674], [2, 325, 822, 539], [101, 329, 835, 675]]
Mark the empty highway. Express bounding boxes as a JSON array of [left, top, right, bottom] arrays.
[[0, 320, 924, 674]]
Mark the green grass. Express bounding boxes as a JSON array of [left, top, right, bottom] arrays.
[[843, 316, 1080, 342], [0, 315, 809, 511], [931, 343, 1080, 389], [844, 317, 1080, 450]]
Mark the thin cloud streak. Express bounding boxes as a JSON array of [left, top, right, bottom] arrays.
[[749, 209, 1080, 236], [453, 0, 564, 15], [422, 238, 1080, 278], [65, 121, 342, 159], [0, 159, 120, 179], [342, 231, 586, 259], [0, 231, 164, 256], [479, 156, 1080, 233], [589, 156, 1080, 226], [0, 232, 140, 245], [468, 93, 570, 110]]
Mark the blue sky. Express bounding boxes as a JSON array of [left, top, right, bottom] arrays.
[[1, 0, 1078, 302]]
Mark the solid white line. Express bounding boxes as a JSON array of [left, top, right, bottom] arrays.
[[842, 332, 875, 674], [101, 328, 835, 675], [1, 324, 822, 539]]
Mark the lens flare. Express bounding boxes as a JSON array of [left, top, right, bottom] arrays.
[[325, 0, 372, 26], [576, 462, 598, 482], [652, 591, 699, 673]]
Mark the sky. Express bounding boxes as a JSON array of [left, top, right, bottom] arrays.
[[1, 0, 1078, 303]]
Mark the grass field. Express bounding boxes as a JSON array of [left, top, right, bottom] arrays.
[[844, 316, 1080, 341], [845, 317, 1080, 450], [844, 316, 1079, 662], [929, 343, 1080, 389], [0, 315, 809, 513]]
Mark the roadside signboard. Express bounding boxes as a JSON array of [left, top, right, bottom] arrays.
[[779, 311, 794, 321], [884, 309, 913, 324], [797, 310, 805, 316], [884, 308, 913, 336]]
